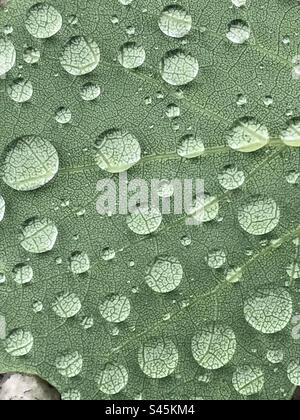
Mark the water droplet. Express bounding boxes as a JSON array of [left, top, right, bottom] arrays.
[[166, 103, 180, 118], [232, 365, 264, 396], [60, 36, 100, 76], [56, 352, 83, 378], [26, 3, 62, 39], [206, 250, 227, 269], [157, 179, 174, 197], [263, 96, 273, 107], [61, 390, 81, 401], [266, 350, 284, 364], [68, 15, 78, 26], [20, 217, 58, 254], [33, 300, 43, 313], [7, 78, 33, 103], [286, 262, 300, 280], [55, 107, 72, 124], [218, 165, 245, 190], [227, 117, 269, 152], [95, 129, 141, 173], [238, 196, 280, 235], [160, 49, 199, 86], [0, 195, 5, 222], [126, 205, 162, 235], [99, 294, 131, 323], [226, 266, 243, 283], [118, 0, 134, 4], [232, 0, 246, 7], [177, 134, 205, 158], [145, 255, 183, 293], [227, 20, 250, 44], [287, 360, 300, 386], [96, 363, 128, 395], [79, 315, 94, 330], [159, 5, 192, 39], [0, 37, 16, 76], [0, 272, 6, 283], [203, 194, 219, 223], [138, 337, 179, 378], [118, 42, 146, 69], [5, 329, 33, 356], [286, 170, 299, 184], [102, 247, 116, 261], [280, 118, 300, 147], [191, 323, 237, 370], [3, 26, 13, 35], [52, 292, 81, 318], [236, 94, 247, 106], [69, 251, 90, 274], [2, 136, 59, 191], [23, 47, 40, 64], [80, 82, 101, 101], [12, 263, 33, 285], [244, 287, 293, 334], [180, 235, 191, 247]]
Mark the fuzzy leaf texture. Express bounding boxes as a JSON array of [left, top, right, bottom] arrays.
[[0, 0, 300, 401]]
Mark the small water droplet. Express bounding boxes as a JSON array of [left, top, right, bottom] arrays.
[[56, 352, 83, 378], [70, 251, 90, 274], [23, 47, 40, 64], [145, 255, 183, 293], [12, 263, 33, 284], [5, 329, 34, 356], [0, 37, 16, 76], [227, 20, 250, 44], [99, 294, 131, 323]]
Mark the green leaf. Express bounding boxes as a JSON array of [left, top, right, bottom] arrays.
[[0, 0, 300, 401]]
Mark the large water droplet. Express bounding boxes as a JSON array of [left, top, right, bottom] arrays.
[[118, 42, 146, 69], [232, 365, 264, 396], [145, 255, 183, 293], [287, 361, 300, 386], [60, 36, 100, 76], [266, 350, 284, 364], [2, 136, 59, 191], [56, 352, 83, 378], [96, 363, 128, 395], [12, 263, 33, 285], [0, 37, 16, 76], [227, 20, 250, 44], [80, 82, 101, 101], [138, 337, 179, 378], [26, 3, 62, 39], [95, 129, 141, 173], [5, 329, 34, 356], [69, 251, 90, 274], [7, 78, 33, 103], [20, 217, 58, 254], [177, 134, 205, 158], [191, 323, 237, 370], [126, 205, 162, 235], [238, 196, 280, 235], [160, 49, 199, 86], [0, 195, 5, 222], [52, 292, 81, 318], [99, 294, 131, 323], [227, 117, 269, 152], [280, 118, 300, 147], [218, 165, 245, 190], [244, 287, 293, 334], [159, 5, 192, 39]]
